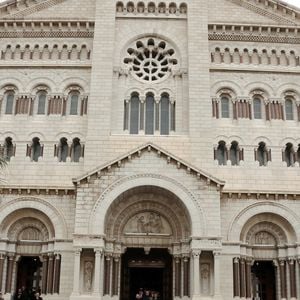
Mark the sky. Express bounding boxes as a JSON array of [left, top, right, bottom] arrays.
[[0, 0, 299, 8]]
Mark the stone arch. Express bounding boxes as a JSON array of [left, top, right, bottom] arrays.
[[104, 186, 191, 244], [227, 202, 299, 243], [244, 82, 275, 97], [0, 197, 68, 239], [89, 174, 205, 236], [211, 81, 242, 96]]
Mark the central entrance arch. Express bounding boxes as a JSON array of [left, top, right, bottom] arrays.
[[104, 185, 192, 300]]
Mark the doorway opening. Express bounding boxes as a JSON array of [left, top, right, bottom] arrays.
[[251, 261, 276, 300], [121, 248, 172, 300], [16, 256, 42, 293]]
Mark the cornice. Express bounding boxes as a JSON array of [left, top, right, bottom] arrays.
[[208, 23, 300, 44], [222, 190, 300, 200], [0, 185, 75, 196]]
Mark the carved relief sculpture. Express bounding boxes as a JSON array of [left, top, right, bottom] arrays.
[[84, 261, 93, 292]]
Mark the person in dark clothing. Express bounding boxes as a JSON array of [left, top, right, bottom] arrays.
[[33, 292, 42, 300]]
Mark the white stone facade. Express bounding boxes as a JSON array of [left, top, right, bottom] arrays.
[[0, 0, 299, 300]]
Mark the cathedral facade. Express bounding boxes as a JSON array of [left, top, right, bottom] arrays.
[[0, 0, 299, 299]]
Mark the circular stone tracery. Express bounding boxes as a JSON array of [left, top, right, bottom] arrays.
[[124, 37, 178, 83]]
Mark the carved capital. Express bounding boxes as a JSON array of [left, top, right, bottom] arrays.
[[191, 249, 201, 258]]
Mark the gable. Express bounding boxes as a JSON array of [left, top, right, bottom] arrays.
[[0, 0, 96, 20], [73, 143, 225, 189], [209, 0, 300, 25]]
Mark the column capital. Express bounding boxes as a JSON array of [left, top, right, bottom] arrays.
[[213, 250, 221, 256], [191, 249, 201, 257], [74, 248, 82, 256], [94, 248, 104, 256], [233, 257, 240, 264], [278, 258, 286, 266]]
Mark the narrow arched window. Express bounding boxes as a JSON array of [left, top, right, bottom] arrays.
[[59, 138, 68, 162], [5, 92, 15, 114], [129, 93, 140, 134], [256, 142, 268, 166], [31, 137, 42, 162], [160, 93, 170, 135], [284, 143, 294, 167], [216, 141, 227, 165], [37, 91, 47, 115], [71, 138, 82, 162], [4, 137, 14, 161], [230, 141, 239, 166], [285, 98, 294, 120], [69, 92, 79, 115], [145, 93, 155, 135], [253, 98, 262, 119], [221, 96, 230, 118]]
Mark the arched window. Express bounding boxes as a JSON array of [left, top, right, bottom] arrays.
[[129, 93, 140, 134], [4, 91, 15, 114], [3, 137, 15, 161], [284, 143, 295, 167], [256, 142, 269, 166], [58, 138, 68, 162], [253, 97, 262, 119], [71, 138, 83, 162], [221, 96, 230, 118], [145, 93, 155, 135], [36, 91, 47, 115], [216, 141, 227, 165], [160, 93, 170, 135], [230, 141, 239, 166], [285, 98, 294, 120], [69, 92, 79, 115], [30, 137, 43, 162]]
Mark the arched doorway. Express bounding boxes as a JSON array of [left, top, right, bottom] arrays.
[[0, 209, 61, 297], [233, 212, 297, 300], [104, 186, 192, 300]]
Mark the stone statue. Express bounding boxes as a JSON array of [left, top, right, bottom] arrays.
[[84, 261, 93, 292]]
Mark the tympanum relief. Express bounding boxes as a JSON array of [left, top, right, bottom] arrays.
[[124, 212, 172, 235]]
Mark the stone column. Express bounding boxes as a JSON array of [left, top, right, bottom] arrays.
[[174, 256, 181, 297], [183, 256, 189, 297], [53, 254, 61, 294], [93, 248, 103, 296], [213, 251, 221, 297], [104, 254, 112, 295], [41, 255, 48, 294], [112, 255, 120, 296], [233, 257, 240, 298], [279, 259, 287, 300], [5, 254, 14, 294], [71, 248, 82, 296], [47, 254, 54, 294], [245, 259, 252, 299], [288, 259, 297, 299], [0, 253, 6, 293], [192, 250, 201, 296], [239, 258, 246, 298]]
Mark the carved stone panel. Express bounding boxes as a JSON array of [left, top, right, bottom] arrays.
[[84, 261, 93, 293], [123, 212, 172, 235], [200, 263, 211, 296]]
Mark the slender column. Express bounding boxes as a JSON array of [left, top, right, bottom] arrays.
[[53, 254, 61, 294], [240, 258, 246, 298], [245, 259, 252, 299], [183, 256, 189, 297], [93, 248, 103, 295], [289, 259, 297, 299], [233, 257, 240, 298], [174, 256, 181, 297], [41, 255, 48, 294], [72, 248, 82, 296], [47, 254, 54, 294], [112, 255, 120, 296], [279, 259, 287, 299], [0, 253, 6, 293], [104, 254, 111, 295], [99, 251, 104, 296], [5, 254, 14, 294], [213, 251, 221, 297], [192, 250, 201, 296]]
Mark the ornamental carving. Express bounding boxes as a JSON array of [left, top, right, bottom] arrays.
[[123, 212, 171, 235], [254, 231, 276, 245]]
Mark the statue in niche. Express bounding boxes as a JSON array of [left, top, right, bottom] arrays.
[[254, 231, 276, 245], [200, 264, 210, 295], [84, 261, 93, 292]]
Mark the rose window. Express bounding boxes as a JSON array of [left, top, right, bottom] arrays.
[[124, 37, 178, 83]]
